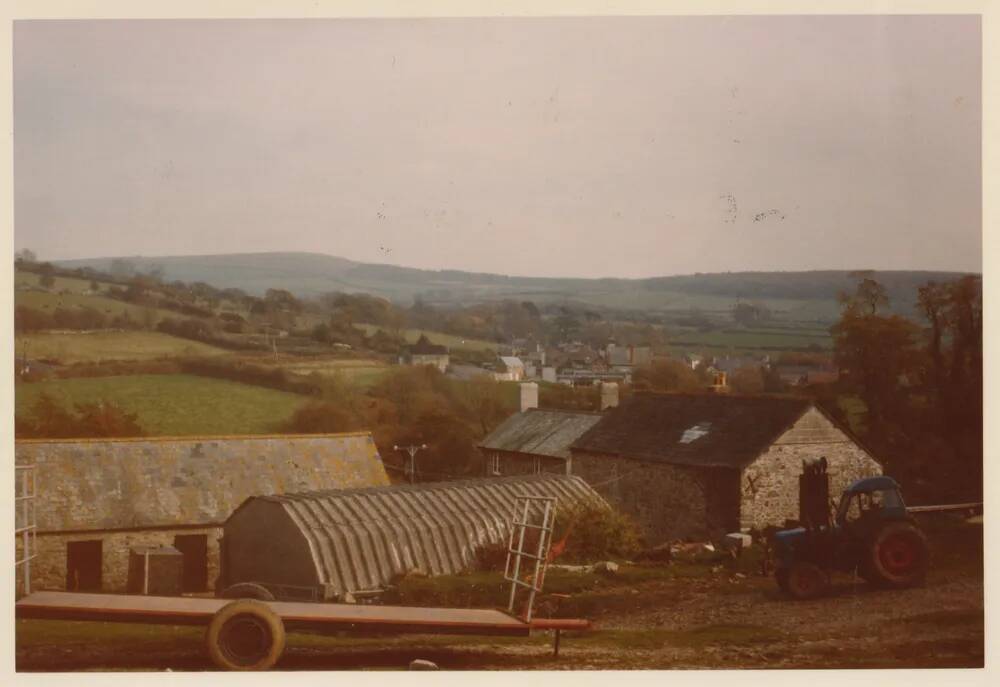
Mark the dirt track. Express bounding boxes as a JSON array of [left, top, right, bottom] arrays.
[[16, 519, 983, 671]]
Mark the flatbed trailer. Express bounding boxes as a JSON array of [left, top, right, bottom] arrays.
[[16, 590, 590, 670]]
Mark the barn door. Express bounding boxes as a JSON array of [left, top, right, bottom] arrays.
[[66, 540, 102, 591], [174, 534, 208, 592]]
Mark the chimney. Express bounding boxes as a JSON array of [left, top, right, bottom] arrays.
[[520, 382, 539, 412], [600, 382, 619, 411]]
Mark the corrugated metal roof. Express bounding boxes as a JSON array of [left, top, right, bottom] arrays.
[[240, 474, 603, 594], [478, 409, 603, 459]]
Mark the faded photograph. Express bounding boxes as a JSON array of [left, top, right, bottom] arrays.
[[12, 14, 983, 672]]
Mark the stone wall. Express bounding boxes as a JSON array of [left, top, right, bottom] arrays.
[[738, 407, 882, 531], [571, 452, 740, 545], [484, 450, 569, 477], [32, 526, 222, 593]]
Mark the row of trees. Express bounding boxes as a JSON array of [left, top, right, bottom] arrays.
[[829, 273, 982, 500]]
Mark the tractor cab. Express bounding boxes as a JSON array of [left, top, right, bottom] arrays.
[[834, 476, 909, 535]]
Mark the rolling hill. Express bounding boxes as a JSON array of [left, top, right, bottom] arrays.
[[54, 252, 971, 322]]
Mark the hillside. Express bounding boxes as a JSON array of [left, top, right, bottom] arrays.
[[54, 252, 971, 321]]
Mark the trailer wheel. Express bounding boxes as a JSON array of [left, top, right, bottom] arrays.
[[784, 562, 830, 600], [221, 582, 275, 601], [867, 522, 929, 589], [206, 600, 285, 671]]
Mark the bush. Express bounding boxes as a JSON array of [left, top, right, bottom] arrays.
[[550, 501, 643, 564], [16, 393, 145, 438], [472, 541, 509, 572]]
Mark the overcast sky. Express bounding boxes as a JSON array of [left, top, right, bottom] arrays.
[[13, 16, 981, 278]]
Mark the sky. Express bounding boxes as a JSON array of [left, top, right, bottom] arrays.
[[13, 15, 982, 279]]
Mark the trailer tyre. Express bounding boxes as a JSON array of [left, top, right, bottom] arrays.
[[221, 582, 276, 601], [867, 521, 929, 589], [784, 562, 830, 600], [206, 600, 285, 671]]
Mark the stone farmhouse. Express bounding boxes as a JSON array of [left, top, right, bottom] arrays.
[[398, 334, 450, 372], [15, 433, 388, 594], [569, 393, 881, 543]]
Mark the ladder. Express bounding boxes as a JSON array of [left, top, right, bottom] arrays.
[[15, 464, 38, 598], [503, 494, 557, 623]]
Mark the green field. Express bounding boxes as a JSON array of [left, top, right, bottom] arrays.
[[15, 288, 184, 326], [15, 271, 97, 294], [16, 331, 228, 364], [268, 357, 391, 388], [354, 324, 499, 352], [15, 374, 308, 436], [666, 326, 832, 353]]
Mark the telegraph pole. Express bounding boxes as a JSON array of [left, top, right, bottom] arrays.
[[393, 444, 428, 484]]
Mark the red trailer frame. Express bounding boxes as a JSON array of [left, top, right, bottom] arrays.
[[16, 590, 590, 670]]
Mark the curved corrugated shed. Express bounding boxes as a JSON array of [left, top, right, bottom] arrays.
[[232, 474, 603, 595]]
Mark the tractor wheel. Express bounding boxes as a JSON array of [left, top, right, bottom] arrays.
[[206, 600, 285, 671], [867, 521, 929, 589], [784, 562, 830, 600], [221, 582, 276, 601], [775, 567, 790, 593]]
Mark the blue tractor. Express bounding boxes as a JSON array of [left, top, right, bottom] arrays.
[[773, 459, 930, 600]]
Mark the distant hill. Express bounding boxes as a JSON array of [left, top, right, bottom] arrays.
[[55, 252, 971, 322]]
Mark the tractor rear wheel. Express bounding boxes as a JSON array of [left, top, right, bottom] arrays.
[[206, 600, 285, 671], [867, 521, 929, 589], [784, 562, 830, 600]]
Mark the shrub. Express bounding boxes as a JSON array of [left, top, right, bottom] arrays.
[[550, 501, 643, 564], [472, 541, 509, 572]]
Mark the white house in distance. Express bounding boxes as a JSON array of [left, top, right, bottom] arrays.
[[493, 356, 526, 381]]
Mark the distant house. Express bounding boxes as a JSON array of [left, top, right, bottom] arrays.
[[493, 356, 525, 381], [605, 343, 653, 370], [15, 433, 389, 595], [569, 393, 881, 544], [399, 334, 450, 372]]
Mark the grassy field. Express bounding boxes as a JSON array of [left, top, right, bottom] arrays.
[[354, 324, 499, 352], [266, 357, 391, 388], [15, 289, 183, 326], [16, 331, 228, 364], [15, 374, 308, 436], [15, 271, 97, 294], [665, 324, 832, 354]]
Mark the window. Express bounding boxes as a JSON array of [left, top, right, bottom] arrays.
[[66, 540, 103, 591], [533, 457, 542, 475], [489, 454, 502, 476]]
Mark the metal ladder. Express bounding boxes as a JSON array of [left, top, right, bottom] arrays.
[[503, 494, 557, 623], [15, 464, 37, 598]]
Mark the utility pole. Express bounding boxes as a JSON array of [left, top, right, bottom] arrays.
[[393, 444, 428, 484]]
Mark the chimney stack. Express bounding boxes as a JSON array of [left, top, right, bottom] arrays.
[[600, 382, 619, 411], [520, 382, 539, 412]]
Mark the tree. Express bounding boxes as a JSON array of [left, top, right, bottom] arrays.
[[15, 249, 37, 265], [37, 263, 56, 289], [632, 360, 702, 393], [728, 365, 765, 394]]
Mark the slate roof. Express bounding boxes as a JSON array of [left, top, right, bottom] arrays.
[[571, 393, 814, 468], [16, 433, 389, 532], [478, 409, 604, 460]]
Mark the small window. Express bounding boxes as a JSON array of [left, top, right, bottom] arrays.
[[489, 454, 502, 476], [533, 457, 542, 475]]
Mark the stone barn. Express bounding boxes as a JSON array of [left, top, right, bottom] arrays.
[[220, 474, 603, 599], [569, 393, 881, 544], [14, 432, 389, 594]]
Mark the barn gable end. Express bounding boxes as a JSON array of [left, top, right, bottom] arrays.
[[739, 407, 881, 530]]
